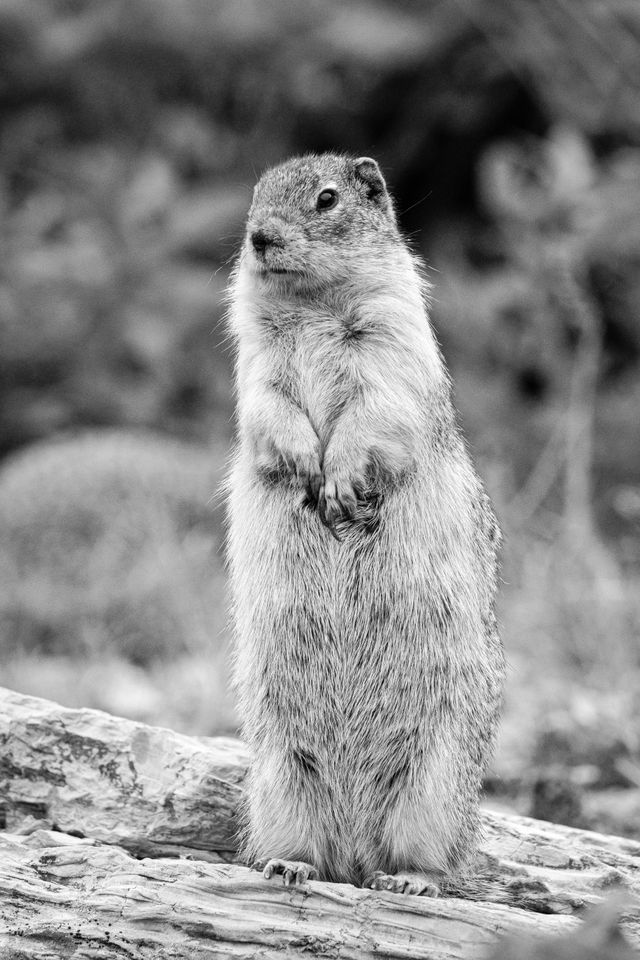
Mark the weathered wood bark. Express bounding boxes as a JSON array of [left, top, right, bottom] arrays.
[[0, 685, 249, 860], [1, 687, 639, 958]]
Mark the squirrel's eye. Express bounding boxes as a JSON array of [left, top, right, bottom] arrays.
[[316, 188, 338, 211]]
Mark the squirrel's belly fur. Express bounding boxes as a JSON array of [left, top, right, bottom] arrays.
[[228, 437, 503, 885]]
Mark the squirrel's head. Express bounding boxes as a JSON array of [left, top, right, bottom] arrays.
[[240, 153, 402, 291]]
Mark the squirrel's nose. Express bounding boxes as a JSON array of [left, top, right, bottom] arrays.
[[251, 229, 271, 254], [250, 227, 284, 255]]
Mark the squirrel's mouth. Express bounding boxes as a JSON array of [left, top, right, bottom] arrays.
[[256, 265, 303, 278]]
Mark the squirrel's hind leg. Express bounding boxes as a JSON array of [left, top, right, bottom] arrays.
[[365, 743, 481, 894], [242, 761, 335, 885]]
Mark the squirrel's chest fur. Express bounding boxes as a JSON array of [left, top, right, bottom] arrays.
[[234, 273, 437, 452], [269, 312, 360, 445]]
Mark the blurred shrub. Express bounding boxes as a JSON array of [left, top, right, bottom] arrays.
[[487, 896, 636, 960], [0, 137, 237, 452], [0, 430, 226, 663]]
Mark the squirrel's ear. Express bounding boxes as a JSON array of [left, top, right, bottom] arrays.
[[354, 157, 392, 213]]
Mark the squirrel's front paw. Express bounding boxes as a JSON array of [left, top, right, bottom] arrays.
[[293, 450, 323, 501], [318, 473, 358, 537], [256, 438, 321, 497]]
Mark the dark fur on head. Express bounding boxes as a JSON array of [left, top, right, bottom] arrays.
[[243, 154, 401, 291]]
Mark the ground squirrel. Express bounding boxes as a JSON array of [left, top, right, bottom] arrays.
[[226, 153, 505, 895]]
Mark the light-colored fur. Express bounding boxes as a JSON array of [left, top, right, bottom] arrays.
[[226, 154, 504, 886]]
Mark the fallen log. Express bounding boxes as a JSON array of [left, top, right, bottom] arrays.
[[0, 684, 249, 860], [1, 686, 639, 958]]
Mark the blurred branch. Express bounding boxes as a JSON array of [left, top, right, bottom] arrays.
[[549, 247, 602, 540], [481, 126, 604, 540], [507, 415, 565, 524]]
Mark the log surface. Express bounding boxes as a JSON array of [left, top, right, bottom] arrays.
[[1, 829, 580, 960], [1, 686, 639, 959], [0, 685, 249, 859]]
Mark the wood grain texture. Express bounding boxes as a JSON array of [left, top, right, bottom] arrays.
[[0, 830, 579, 960], [1, 687, 639, 958], [0, 685, 249, 859]]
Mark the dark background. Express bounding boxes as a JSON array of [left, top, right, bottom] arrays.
[[1, 0, 639, 836]]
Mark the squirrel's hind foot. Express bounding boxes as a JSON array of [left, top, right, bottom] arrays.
[[364, 870, 440, 897], [252, 858, 318, 886]]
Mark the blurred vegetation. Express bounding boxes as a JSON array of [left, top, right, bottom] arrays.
[[1, 0, 640, 834]]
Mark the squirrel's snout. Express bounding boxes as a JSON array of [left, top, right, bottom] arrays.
[[250, 228, 284, 256], [250, 229, 269, 254]]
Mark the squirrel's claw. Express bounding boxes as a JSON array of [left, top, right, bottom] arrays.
[[306, 468, 322, 504], [318, 476, 358, 538], [365, 870, 440, 897], [253, 858, 318, 885]]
